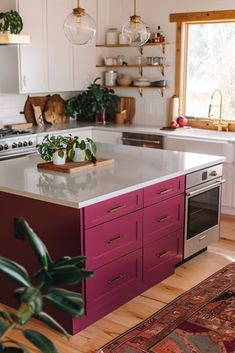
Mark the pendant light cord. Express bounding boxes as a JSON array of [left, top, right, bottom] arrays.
[[77, 0, 80, 8], [134, 0, 137, 16]]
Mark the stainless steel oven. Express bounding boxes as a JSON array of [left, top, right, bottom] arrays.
[[0, 129, 37, 160], [184, 164, 225, 260]]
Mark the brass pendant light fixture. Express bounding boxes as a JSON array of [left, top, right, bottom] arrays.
[[64, 0, 96, 45], [122, 0, 150, 47]]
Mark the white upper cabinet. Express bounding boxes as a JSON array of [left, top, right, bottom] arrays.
[[73, 0, 97, 90], [46, 0, 74, 92], [0, 0, 96, 93], [18, 0, 48, 93]]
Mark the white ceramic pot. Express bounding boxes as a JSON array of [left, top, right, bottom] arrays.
[[52, 150, 66, 165], [73, 148, 85, 162]]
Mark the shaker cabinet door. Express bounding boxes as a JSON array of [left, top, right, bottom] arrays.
[[73, 0, 96, 90], [47, 0, 74, 91], [18, 0, 49, 93]]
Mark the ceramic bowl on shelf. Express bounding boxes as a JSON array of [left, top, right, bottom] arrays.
[[133, 77, 151, 87], [117, 74, 132, 87]]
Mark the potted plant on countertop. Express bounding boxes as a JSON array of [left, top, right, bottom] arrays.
[[66, 135, 97, 163], [36, 135, 67, 165], [0, 217, 93, 353], [65, 77, 119, 124]]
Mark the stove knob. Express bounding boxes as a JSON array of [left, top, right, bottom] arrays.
[[23, 141, 28, 147], [0, 144, 4, 151], [12, 142, 17, 149], [28, 140, 33, 146], [18, 142, 23, 148], [210, 171, 217, 177], [4, 144, 9, 150]]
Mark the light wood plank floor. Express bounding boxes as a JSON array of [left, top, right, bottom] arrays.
[[5, 217, 235, 353]]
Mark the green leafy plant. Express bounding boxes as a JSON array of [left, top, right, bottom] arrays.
[[66, 135, 97, 162], [0, 218, 93, 353], [36, 135, 67, 162], [66, 78, 119, 122], [0, 11, 23, 34]]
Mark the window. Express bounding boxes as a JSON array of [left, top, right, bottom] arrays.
[[170, 10, 235, 127]]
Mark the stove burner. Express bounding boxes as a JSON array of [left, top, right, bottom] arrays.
[[0, 128, 32, 139]]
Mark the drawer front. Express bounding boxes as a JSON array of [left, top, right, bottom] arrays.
[[84, 189, 143, 229], [85, 210, 143, 269], [143, 229, 183, 286], [144, 176, 184, 207], [144, 194, 184, 244], [86, 249, 142, 313]]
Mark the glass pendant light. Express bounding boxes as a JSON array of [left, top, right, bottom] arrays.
[[64, 0, 96, 45], [122, 0, 150, 47]]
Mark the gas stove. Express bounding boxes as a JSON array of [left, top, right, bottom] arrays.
[[0, 129, 37, 160]]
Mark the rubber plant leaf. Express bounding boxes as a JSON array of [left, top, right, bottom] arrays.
[[23, 329, 58, 353], [5, 339, 32, 353], [42, 266, 93, 287], [0, 257, 31, 287], [37, 312, 70, 340], [0, 319, 8, 334], [45, 288, 84, 317], [52, 256, 87, 270], [14, 218, 52, 271]]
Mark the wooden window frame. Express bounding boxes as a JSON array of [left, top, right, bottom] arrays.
[[170, 10, 235, 131]]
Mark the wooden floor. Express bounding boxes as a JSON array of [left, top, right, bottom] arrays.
[[5, 216, 235, 353]]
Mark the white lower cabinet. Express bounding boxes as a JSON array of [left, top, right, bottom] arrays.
[[92, 129, 122, 144]]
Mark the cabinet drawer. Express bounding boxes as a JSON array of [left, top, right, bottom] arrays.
[[144, 176, 184, 207], [144, 194, 184, 244], [86, 249, 142, 313], [143, 229, 183, 287], [85, 210, 143, 269], [84, 189, 143, 229]]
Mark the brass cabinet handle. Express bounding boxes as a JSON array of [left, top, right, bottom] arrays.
[[107, 273, 126, 285], [108, 205, 126, 213], [157, 250, 169, 258], [159, 188, 173, 196], [158, 215, 172, 223], [107, 235, 123, 245]]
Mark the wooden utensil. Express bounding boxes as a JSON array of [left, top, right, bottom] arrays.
[[119, 97, 136, 123]]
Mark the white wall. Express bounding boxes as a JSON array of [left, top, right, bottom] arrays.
[[1, 0, 235, 127], [97, 0, 235, 126]]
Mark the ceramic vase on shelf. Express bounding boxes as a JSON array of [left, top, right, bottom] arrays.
[[73, 148, 85, 162], [52, 150, 66, 165]]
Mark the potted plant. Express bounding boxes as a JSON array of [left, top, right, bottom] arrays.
[[36, 135, 67, 165], [0, 11, 23, 34], [0, 217, 93, 353], [65, 77, 119, 124], [66, 135, 97, 163]]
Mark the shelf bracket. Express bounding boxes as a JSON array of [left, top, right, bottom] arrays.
[[159, 43, 166, 54], [137, 46, 144, 55], [159, 65, 165, 76], [138, 66, 144, 76], [138, 88, 143, 97]]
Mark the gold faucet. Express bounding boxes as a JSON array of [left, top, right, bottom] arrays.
[[208, 89, 228, 131]]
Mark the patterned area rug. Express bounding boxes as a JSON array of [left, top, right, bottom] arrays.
[[92, 262, 235, 353]]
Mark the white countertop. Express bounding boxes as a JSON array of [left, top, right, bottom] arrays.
[[32, 121, 235, 143], [0, 143, 225, 208]]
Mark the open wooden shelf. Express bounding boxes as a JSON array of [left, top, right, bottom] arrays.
[[96, 64, 168, 76], [96, 42, 168, 48], [102, 85, 167, 97]]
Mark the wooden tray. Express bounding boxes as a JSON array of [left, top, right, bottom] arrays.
[[37, 158, 114, 174]]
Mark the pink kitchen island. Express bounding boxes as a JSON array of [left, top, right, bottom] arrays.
[[0, 143, 225, 334]]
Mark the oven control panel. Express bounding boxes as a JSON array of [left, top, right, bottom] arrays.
[[0, 135, 37, 157], [186, 164, 223, 189]]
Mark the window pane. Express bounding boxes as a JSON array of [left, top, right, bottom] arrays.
[[185, 22, 235, 120]]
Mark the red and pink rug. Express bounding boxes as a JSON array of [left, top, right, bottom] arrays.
[[92, 262, 235, 353]]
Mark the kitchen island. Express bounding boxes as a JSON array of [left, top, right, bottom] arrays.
[[0, 143, 225, 334]]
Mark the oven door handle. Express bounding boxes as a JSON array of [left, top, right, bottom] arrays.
[[186, 179, 226, 197]]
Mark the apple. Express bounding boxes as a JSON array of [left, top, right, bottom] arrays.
[[177, 116, 188, 127], [169, 120, 180, 129]]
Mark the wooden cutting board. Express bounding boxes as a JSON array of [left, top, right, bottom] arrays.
[[37, 158, 114, 174], [119, 97, 136, 123]]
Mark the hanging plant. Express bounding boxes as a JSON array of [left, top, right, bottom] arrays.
[[0, 11, 23, 34]]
